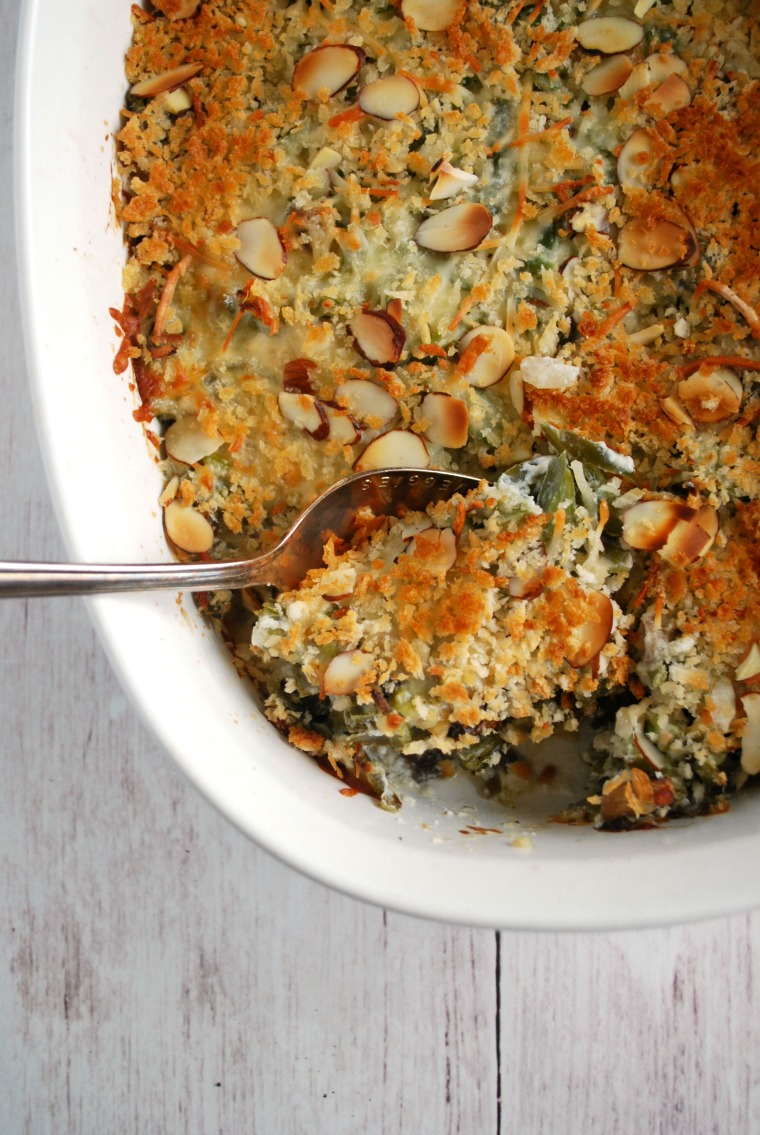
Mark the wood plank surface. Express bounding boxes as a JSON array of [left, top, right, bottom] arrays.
[[2, 2, 760, 1133]]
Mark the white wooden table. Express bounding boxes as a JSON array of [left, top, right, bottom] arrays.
[[2, 3, 760, 1131]]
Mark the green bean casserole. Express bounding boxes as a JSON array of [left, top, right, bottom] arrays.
[[114, 0, 760, 828]]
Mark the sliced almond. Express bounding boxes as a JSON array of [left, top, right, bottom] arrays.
[[647, 52, 688, 84], [349, 310, 406, 366], [617, 128, 658, 190], [618, 59, 652, 100], [354, 429, 430, 471], [709, 678, 737, 733], [277, 391, 328, 439], [582, 55, 634, 97], [645, 73, 691, 116], [430, 161, 479, 202], [415, 203, 493, 253], [335, 380, 398, 429], [293, 44, 365, 99], [565, 591, 614, 669], [740, 694, 760, 776], [618, 217, 695, 271], [283, 357, 318, 394], [633, 724, 665, 770], [323, 405, 361, 445], [160, 86, 193, 114], [576, 17, 643, 54], [458, 326, 515, 387], [627, 321, 665, 346], [164, 501, 214, 554], [677, 366, 742, 423], [130, 62, 202, 99], [633, 0, 656, 15], [736, 644, 760, 682], [401, 0, 459, 31], [694, 505, 718, 554], [660, 395, 694, 429], [158, 475, 180, 509], [164, 417, 222, 465], [309, 146, 342, 191], [420, 393, 469, 448], [358, 74, 420, 120], [235, 217, 286, 280], [621, 499, 695, 550], [406, 526, 458, 573], [322, 650, 375, 697], [659, 516, 712, 567], [311, 146, 342, 170]]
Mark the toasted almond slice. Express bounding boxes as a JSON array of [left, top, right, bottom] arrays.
[[158, 475, 180, 509], [633, 724, 665, 770], [659, 516, 712, 567], [576, 17, 643, 54], [407, 526, 458, 573], [737, 644, 760, 682], [430, 161, 479, 201], [709, 678, 737, 732], [349, 310, 406, 366], [335, 380, 398, 428], [415, 203, 492, 253], [627, 321, 665, 345], [354, 429, 430, 471], [633, 0, 656, 15], [694, 505, 719, 554], [647, 52, 688, 84], [310, 146, 342, 173], [401, 0, 459, 31], [420, 393, 469, 448], [618, 59, 652, 100], [323, 405, 361, 445], [160, 86, 193, 114], [565, 591, 614, 669], [293, 44, 365, 98], [164, 501, 214, 554], [165, 417, 222, 465], [322, 650, 375, 697], [358, 74, 420, 119], [582, 54, 634, 96], [459, 325, 515, 387], [235, 217, 286, 280], [677, 366, 743, 423], [645, 73, 691, 116], [617, 128, 658, 190], [660, 395, 694, 429], [130, 62, 202, 99], [621, 499, 695, 550], [282, 357, 318, 395], [740, 694, 760, 776], [277, 391, 328, 438], [618, 217, 695, 271]]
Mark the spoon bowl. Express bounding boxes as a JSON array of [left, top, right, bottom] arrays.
[[0, 468, 482, 598]]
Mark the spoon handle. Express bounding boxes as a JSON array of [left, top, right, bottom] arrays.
[[0, 557, 270, 598]]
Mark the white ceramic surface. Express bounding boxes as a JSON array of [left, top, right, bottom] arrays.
[[14, 0, 760, 930]]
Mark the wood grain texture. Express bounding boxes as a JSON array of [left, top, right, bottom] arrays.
[[499, 919, 760, 1135], [2, 2, 760, 1133]]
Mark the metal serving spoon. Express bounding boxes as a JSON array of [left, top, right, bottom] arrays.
[[0, 468, 482, 598]]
